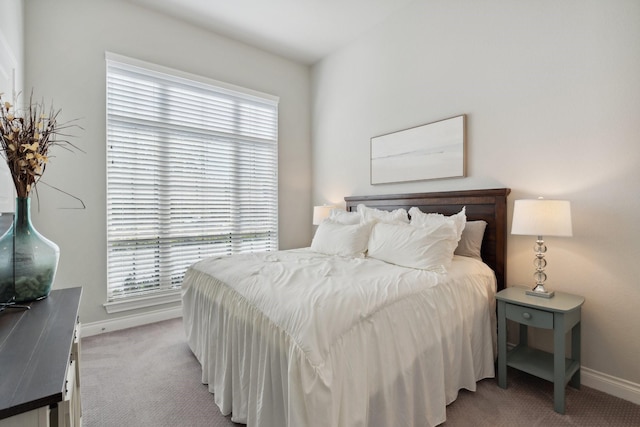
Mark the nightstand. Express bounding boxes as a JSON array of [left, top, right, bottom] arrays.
[[496, 286, 585, 414]]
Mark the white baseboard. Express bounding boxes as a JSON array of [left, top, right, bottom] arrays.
[[503, 342, 639, 405], [81, 306, 182, 337], [582, 367, 640, 406]]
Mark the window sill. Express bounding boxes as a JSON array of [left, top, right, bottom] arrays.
[[103, 290, 182, 314]]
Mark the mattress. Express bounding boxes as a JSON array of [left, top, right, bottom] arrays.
[[182, 248, 497, 427]]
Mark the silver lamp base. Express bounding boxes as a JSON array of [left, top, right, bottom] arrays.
[[526, 285, 555, 298]]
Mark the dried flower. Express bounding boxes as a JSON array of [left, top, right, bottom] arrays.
[[0, 91, 80, 198]]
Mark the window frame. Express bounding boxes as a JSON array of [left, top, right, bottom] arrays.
[[104, 52, 279, 313]]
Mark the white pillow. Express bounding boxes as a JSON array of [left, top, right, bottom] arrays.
[[455, 220, 487, 260], [311, 219, 373, 257], [357, 204, 409, 224], [367, 221, 459, 271], [328, 209, 361, 225], [409, 206, 466, 240]]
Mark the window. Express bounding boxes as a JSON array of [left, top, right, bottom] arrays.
[[105, 53, 279, 308]]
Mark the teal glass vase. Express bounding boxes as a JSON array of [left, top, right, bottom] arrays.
[[0, 197, 60, 302]]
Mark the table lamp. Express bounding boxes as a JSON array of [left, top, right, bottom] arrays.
[[312, 205, 335, 225], [511, 198, 572, 298]]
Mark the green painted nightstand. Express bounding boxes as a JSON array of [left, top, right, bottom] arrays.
[[496, 286, 585, 414]]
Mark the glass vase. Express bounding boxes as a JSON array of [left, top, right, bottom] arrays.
[[0, 197, 60, 302]]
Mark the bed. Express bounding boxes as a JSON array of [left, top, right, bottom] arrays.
[[182, 188, 510, 427]]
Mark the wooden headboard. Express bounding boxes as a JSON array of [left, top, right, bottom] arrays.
[[344, 188, 511, 291]]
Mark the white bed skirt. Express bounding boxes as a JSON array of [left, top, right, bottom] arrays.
[[182, 250, 496, 427]]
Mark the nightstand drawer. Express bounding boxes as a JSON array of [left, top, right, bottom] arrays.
[[505, 304, 553, 329]]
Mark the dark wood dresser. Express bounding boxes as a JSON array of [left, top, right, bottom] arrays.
[[0, 287, 82, 427]]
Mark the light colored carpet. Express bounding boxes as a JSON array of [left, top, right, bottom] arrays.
[[81, 318, 640, 426]]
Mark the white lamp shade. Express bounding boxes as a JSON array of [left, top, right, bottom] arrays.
[[312, 205, 335, 225], [511, 199, 572, 237]]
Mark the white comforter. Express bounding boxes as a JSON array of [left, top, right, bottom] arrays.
[[182, 248, 497, 427]]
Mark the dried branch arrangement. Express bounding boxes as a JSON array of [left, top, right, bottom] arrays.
[[0, 91, 81, 199]]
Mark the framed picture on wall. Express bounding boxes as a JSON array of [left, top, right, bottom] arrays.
[[370, 115, 466, 184]]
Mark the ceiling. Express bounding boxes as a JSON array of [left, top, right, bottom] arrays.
[[126, 0, 415, 65]]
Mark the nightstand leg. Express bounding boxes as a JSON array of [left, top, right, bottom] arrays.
[[553, 313, 566, 414], [570, 322, 581, 389], [497, 300, 507, 388]]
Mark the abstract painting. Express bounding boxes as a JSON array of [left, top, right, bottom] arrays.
[[371, 115, 465, 184]]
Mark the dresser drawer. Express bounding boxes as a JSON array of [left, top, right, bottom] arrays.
[[505, 303, 553, 329]]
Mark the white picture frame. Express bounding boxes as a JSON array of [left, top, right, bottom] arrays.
[[370, 115, 466, 184]]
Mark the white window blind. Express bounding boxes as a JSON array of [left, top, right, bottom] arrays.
[[106, 54, 279, 302]]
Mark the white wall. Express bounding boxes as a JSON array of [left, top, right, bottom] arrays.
[[0, 0, 23, 212], [23, 0, 312, 325], [312, 0, 640, 388], [0, 0, 22, 88]]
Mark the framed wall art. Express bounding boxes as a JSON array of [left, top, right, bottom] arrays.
[[370, 115, 466, 184]]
